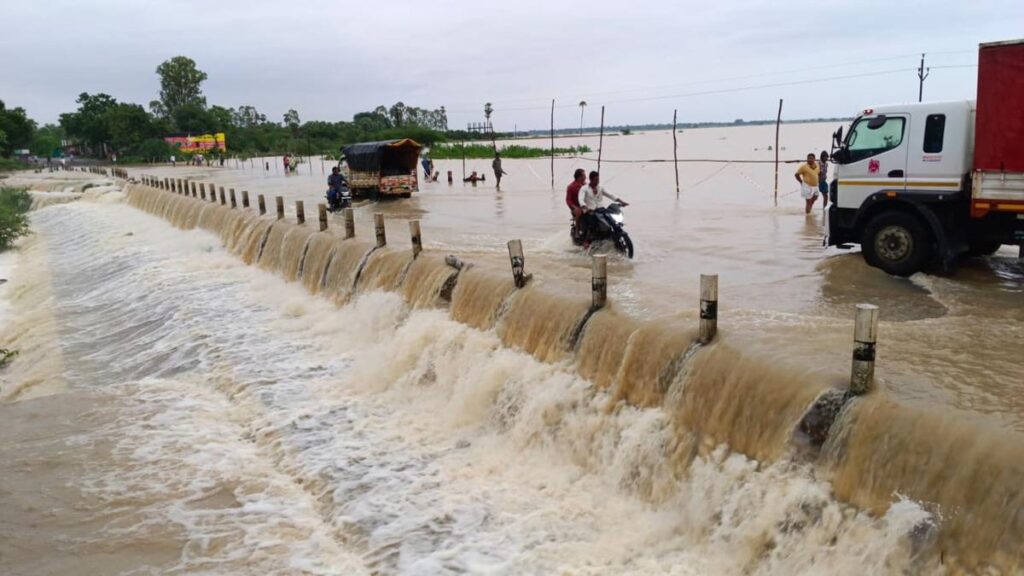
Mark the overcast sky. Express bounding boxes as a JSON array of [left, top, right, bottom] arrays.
[[2, 0, 1021, 130]]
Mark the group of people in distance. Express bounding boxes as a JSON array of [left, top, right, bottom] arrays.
[[565, 168, 629, 247], [795, 151, 831, 214]]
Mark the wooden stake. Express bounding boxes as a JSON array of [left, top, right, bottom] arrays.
[[409, 220, 422, 258], [850, 304, 879, 395], [343, 208, 355, 239], [592, 255, 607, 309], [318, 203, 328, 231], [295, 200, 305, 224], [673, 109, 680, 197], [374, 213, 386, 247], [699, 274, 718, 344], [275, 196, 284, 219], [774, 98, 783, 207], [597, 105, 605, 173]]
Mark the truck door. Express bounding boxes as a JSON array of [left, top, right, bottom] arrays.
[[835, 113, 910, 210]]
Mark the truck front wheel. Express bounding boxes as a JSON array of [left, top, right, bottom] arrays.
[[861, 212, 931, 277]]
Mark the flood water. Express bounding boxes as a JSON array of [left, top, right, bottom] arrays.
[[2, 123, 1023, 574]]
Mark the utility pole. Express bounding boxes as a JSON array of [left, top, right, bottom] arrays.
[[917, 53, 930, 103]]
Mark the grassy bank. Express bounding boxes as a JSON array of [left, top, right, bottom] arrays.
[[0, 187, 32, 250], [429, 143, 591, 160], [0, 158, 28, 173]]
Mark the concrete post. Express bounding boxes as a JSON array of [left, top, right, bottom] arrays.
[[409, 220, 422, 258], [295, 201, 305, 224], [447, 170, 453, 184], [850, 304, 879, 395], [229, 188, 237, 208], [508, 239, 527, 288], [699, 274, 719, 344], [592, 255, 607, 309], [200, 183, 207, 200], [190, 181, 196, 197], [258, 194, 266, 216], [343, 208, 355, 239], [242, 190, 250, 208], [219, 187, 226, 205], [374, 213, 386, 247], [318, 203, 328, 231], [275, 196, 284, 220]]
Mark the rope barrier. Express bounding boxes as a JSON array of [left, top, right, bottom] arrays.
[[558, 155, 803, 165]]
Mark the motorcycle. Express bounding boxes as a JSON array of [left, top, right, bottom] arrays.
[[571, 202, 634, 258], [326, 185, 352, 213]]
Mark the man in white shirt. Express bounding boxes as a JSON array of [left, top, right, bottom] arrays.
[[580, 171, 629, 245], [581, 170, 628, 211]]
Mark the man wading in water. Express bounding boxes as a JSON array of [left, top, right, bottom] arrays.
[[566, 168, 586, 241], [795, 153, 820, 214], [493, 152, 508, 190]]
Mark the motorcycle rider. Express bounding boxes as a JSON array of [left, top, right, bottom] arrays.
[[580, 171, 628, 244], [327, 166, 349, 210]]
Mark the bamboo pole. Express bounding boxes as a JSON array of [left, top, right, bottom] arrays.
[[597, 105, 605, 173], [550, 99, 555, 189], [673, 109, 680, 197], [461, 141, 466, 182], [774, 98, 783, 207]]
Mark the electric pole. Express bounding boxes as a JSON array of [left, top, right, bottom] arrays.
[[917, 53, 930, 102]]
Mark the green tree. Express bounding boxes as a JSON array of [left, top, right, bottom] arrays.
[[172, 102, 215, 133], [156, 56, 208, 120], [59, 92, 118, 155], [0, 100, 37, 157], [208, 105, 235, 131], [283, 109, 300, 135], [106, 103, 155, 153], [31, 124, 65, 158], [233, 105, 266, 128]]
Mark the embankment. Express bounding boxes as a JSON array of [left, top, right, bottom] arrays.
[[116, 180, 1024, 572]]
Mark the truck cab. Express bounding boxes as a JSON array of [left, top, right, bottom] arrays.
[[827, 39, 1024, 276], [828, 101, 975, 275]]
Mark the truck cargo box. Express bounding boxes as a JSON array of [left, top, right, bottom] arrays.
[[972, 39, 1024, 216], [974, 39, 1024, 173]]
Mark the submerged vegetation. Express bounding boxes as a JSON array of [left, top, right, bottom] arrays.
[[430, 143, 591, 160], [0, 187, 32, 250]]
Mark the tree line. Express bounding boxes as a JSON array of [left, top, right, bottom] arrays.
[[1, 56, 491, 164]]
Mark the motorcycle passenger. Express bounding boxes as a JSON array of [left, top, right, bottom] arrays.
[[327, 166, 349, 210], [580, 171, 628, 245]]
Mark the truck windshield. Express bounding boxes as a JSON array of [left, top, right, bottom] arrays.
[[844, 115, 905, 163]]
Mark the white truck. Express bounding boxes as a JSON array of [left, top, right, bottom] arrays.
[[827, 39, 1024, 276]]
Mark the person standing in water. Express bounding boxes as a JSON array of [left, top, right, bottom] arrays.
[[492, 152, 507, 190], [818, 150, 830, 208], [795, 153, 820, 214]]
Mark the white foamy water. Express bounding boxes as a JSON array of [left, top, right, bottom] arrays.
[[0, 190, 940, 574]]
